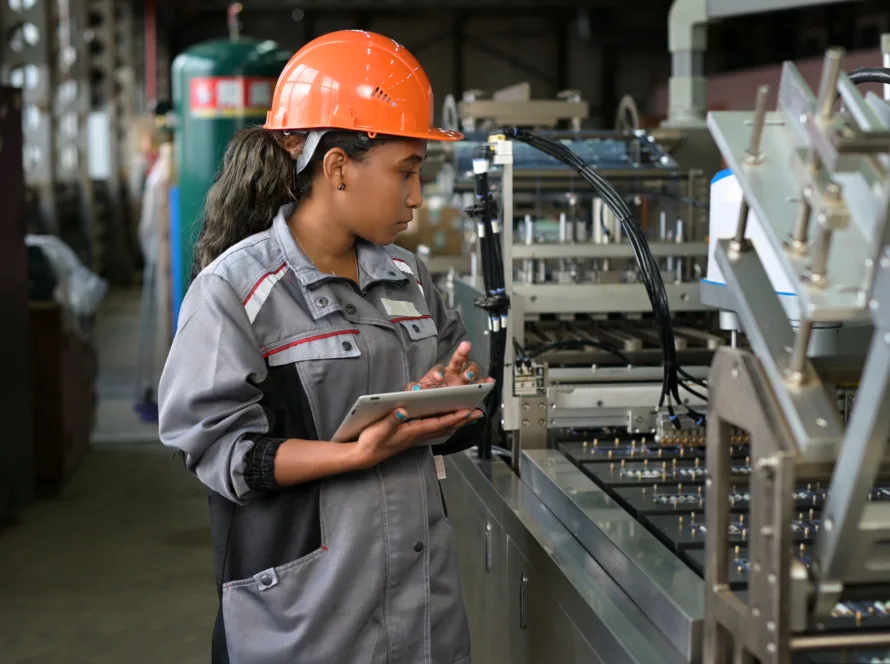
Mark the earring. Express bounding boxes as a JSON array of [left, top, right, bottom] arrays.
[[338, 183, 345, 191]]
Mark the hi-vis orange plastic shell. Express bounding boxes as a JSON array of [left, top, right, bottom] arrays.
[[264, 30, 463, 142]]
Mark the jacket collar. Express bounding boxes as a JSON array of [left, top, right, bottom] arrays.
[[272, 204, 408, 291]]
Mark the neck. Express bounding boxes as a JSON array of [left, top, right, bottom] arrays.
[[288, 198, 355, 265]]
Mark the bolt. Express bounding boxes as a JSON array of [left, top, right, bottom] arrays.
[[538, 419, 545, 426], [538, 402, 546, 410], [522, 419, 529, 427]]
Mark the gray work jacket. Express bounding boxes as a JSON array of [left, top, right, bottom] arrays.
[[158, 204, 474, 664]]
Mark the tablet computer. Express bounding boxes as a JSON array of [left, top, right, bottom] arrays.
[[331, 383, 494, 443]]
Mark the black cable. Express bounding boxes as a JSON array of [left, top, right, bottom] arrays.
[[848, 67, 890, 88], [678, 367, 707, 388], [500, 128, 703, 425], [465, 145, 511, 459], [679, 380, 708, 402]]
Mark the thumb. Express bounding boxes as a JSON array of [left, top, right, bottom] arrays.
[[369, 408, 407, 440]]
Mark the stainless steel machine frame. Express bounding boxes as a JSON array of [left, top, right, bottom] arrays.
[[702, 48, 890, 661], [454, 132, 715, 461]]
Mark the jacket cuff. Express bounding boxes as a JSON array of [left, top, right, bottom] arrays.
[[431, 417, 487, 457], [243, 436, 288, 492]]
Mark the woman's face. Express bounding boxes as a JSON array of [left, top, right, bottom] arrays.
[[341, 138, 427, 246]]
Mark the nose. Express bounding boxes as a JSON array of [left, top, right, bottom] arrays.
[[406, 175, 423, 209]]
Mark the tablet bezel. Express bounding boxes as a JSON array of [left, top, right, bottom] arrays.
[[330, 383, 493, 443]]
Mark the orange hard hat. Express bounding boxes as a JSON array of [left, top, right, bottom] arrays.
[[264, 30, 463, 142]]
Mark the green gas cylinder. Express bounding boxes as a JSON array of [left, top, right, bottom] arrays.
[[171, 37, 290, 306]]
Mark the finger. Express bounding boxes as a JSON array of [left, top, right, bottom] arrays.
[[403, 410, 470, 437], [404, 381, 422, 392], [444, 341, 472, 376], [462, 361, 483, 383], [483, 377, 496, 384], [418, 365, 448, 388], [415, 413, 470, 440], [366, 408, 407, 442], [456, 409, 485, 428]]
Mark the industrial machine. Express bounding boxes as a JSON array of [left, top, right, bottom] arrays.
[[438, 37, 890, 664], [448, 127, 715, 460]]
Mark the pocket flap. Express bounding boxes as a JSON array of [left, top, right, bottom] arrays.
[[396, 316, 438, 341], [264, 329, 361, 367]]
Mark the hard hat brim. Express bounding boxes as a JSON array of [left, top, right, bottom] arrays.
[[263, 123, 464, 143]]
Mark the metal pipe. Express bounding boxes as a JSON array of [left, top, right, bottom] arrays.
[[788, 319, 814, 382], [665, 0, 708, 128], [523, 214, 534, 284], [145, 0, 157, 103], [816, 48, 844, 121], [675, 218, 685, 282], [732, 200, 750, 246], [745, 85, 770, 163], [807, 225, 833, 283], [882, 34, 890, 102], [787, 192, 812, 255], [228, 2, 243, 41], [792, 632, 890, 651]]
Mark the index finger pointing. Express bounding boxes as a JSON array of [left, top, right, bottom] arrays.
[[445, 341, 472, 375]]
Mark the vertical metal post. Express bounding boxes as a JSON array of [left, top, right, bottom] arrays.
[[816, 48, 844, 121], [497, 140, 520, 455], [732, 200, 750, 247], [0, 0, 58, 235], [787, 320, 813, 385], [786, 190, 812, 256], [745, 85, 770, 163], [881, 34, 890, 102]]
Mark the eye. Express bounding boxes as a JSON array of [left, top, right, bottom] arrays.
[[402, 170, 419, 180]]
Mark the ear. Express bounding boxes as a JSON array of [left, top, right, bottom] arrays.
[[321, 147, 349, 189]]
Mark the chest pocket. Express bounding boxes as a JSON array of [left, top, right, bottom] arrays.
[[395, 316, 439, 381], [264, 329, 366, 438]]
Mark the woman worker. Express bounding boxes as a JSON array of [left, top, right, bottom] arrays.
[[158, 30, 492, 664]]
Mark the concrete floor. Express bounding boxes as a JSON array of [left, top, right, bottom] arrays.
[[0, 288, 218, 663]]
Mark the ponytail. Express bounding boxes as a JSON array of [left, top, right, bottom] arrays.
[[193, 127, 382, 274], [193, 127, 303, 273]]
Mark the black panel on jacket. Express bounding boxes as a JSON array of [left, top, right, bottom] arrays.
[[209, 363, 323, 662]]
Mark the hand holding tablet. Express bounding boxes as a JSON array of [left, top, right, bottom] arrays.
[[332, 342, 495, 447]]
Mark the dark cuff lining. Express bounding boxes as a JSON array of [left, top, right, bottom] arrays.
[[431, 417, 486, 457], [243, 437, 288, 492]]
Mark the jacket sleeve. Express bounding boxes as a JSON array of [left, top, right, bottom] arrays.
[[158, 272, 286, 504], [414, 257, 489, 456]]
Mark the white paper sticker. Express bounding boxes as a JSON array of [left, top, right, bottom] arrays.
[[435, 455, 447, 480], [380, 298, 423, 318]]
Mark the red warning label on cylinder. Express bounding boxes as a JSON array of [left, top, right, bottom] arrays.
[[189, 76, 277, 118]]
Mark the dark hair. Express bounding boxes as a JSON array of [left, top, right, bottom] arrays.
[[193, 127, 380, 273]]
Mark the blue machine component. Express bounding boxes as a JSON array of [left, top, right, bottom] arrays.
[[450, 130, 678, 173]]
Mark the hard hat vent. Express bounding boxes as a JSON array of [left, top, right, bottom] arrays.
[[372, 86, 396, 107]]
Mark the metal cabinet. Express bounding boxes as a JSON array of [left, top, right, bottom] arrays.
[[441, 474, 510, 664], [506, 537, 603, 664]]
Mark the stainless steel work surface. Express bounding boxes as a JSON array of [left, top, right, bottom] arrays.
[[521, 448, 704, 662], [447, 450, 688, 664]]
